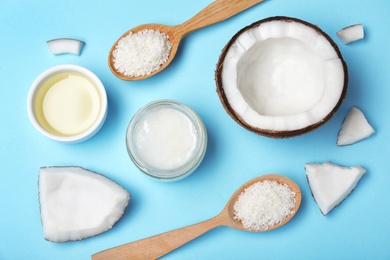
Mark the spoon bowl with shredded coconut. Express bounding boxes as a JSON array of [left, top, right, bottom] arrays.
[[108, 23, 178, 81], [227, 174, 302, 232], [112, 29, 172, 78]]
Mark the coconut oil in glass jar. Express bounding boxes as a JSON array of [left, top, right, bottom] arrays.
[[126, 100, 207, 181]]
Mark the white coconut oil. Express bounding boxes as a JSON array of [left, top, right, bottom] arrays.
[[126, 100, 207, 181], [237, 37, 326, 117]]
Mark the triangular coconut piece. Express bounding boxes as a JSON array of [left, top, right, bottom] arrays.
[[38, 166, 130, 242], [305, 162, 366, 215], [337, 107, 375, 146]]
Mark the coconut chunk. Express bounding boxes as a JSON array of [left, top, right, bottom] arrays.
[[336, 24, 364, 44], [38, 166, 130, 242], [305, 162, 366, 215], [47, 38, 85, 55], [337, 107, 375, 146]]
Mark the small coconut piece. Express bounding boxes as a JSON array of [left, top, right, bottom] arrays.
[[47, 38, 85, 55], [38, 166, 130, 242], [305, 162, 366, 215], [336, 24, 364, 44], [337, 107, 375, 146]]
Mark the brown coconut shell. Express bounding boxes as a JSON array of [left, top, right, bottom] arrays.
[[215, 16, 348, 138]]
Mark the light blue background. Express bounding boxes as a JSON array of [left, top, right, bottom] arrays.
[[1, 0, 389, 259]]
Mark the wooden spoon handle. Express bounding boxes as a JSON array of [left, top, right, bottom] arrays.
[[176, 0, 265, 37], [92, 215, 224, 260]]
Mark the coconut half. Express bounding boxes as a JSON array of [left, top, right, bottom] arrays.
[[216, 16, 348, 138], [38, 166, 130, 242]]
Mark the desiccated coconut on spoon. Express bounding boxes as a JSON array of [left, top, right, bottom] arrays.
[[337, 107, 375, 146], [38, 166, 130, 242], [305, 162, 366, 216]]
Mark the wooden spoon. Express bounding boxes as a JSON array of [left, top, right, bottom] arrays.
[[108, 0, 265, 81], [92, 174, 302, 259]]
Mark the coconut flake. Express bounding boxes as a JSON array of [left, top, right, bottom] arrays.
[[38, 166, 130, 242], [336, 24, 364, 44], [337, 107, 375, 146], [47, 38, 85, 55], [112, 29, 172, 77], [305, 162, 366, 215], [233, 180, 296, 231]]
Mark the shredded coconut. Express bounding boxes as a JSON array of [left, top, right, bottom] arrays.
[[112, 29, 172, 77], [234, 180, 296, 231]]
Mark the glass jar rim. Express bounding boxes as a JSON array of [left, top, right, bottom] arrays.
[[126, 99, 207, 181]]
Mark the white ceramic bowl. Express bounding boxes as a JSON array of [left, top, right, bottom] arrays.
[[27, 64, 107, 143]]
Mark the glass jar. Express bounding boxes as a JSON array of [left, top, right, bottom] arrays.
[[126, 100, 207, 181]]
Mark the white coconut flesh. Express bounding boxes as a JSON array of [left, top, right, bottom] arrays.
[[336, 24, 364, 44], [38, 166, 130, 242], [220, 18, 346, 133], [337, 107, 375, 146], [47, 38, 85, 55], [305, 162, 366, 215]]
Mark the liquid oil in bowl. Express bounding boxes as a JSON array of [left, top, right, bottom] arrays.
[[27, 64, 108, 143], [35, 72, 101, 136], [126, 100, 207, 181], [34, 72, 101, 137]]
